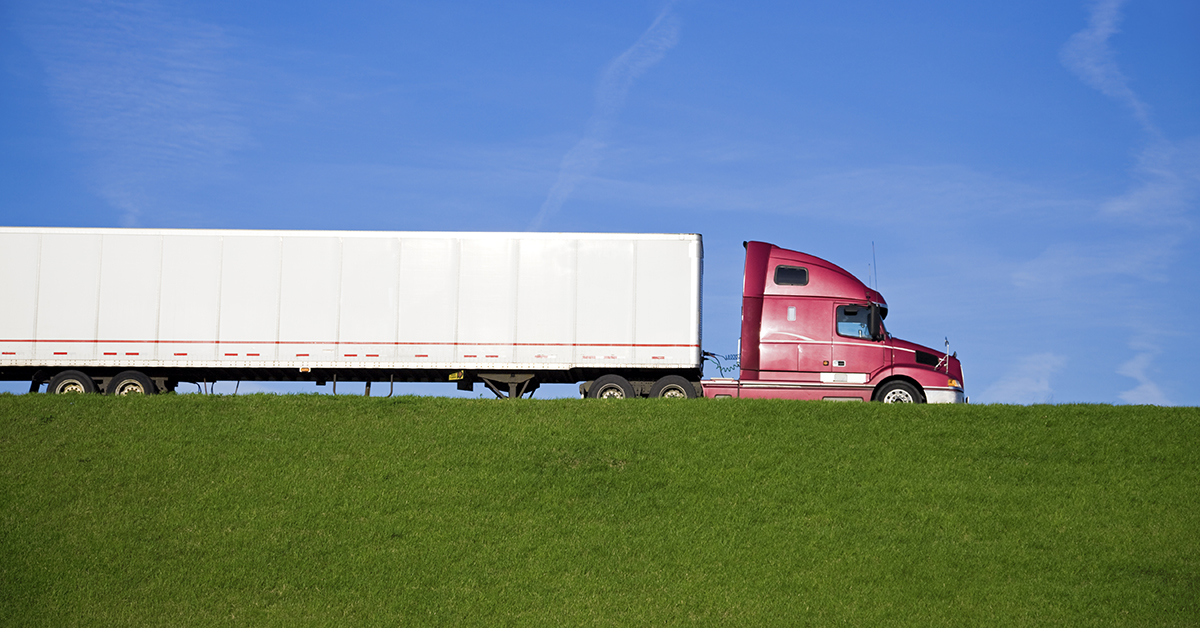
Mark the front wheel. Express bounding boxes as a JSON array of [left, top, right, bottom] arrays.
[[876, 380, 924, 404], [588, 375, 635, 399]]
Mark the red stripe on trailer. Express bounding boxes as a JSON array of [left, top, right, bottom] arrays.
[[366, 354, 379, 357], [104, 352, 117, 355], [247, 353, 260, 356], [5, 338, 699, 348], [174, 353, 187, 356], [54, 352, 67, 355], [126, 352, 138, 356], [296, 353, 309, 357], [225, 353, 237, 356]]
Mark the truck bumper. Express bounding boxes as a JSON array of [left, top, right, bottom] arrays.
[[925, 388, 966, 404]]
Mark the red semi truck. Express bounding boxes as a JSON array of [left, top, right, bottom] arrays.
[[702, 241, 965, 403], [0, 228, 963, 402]]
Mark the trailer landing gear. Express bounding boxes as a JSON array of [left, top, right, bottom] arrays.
[[478, 373, 540, 399]]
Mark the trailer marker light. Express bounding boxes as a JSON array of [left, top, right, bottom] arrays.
[[126, 352, 139, 356], [247, 353, 260, 357], [344, 354, 357, 357], [225, 353, 237, 356], [296, 353, 309, 357], [2, 352, 15, 355], [104, 352, 117, 356], [174, 353, 187, 356], [54, 352, 67, 355], [300, 367, 311, 373]]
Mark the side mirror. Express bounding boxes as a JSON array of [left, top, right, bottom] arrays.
[[868, 304, 884, 341]]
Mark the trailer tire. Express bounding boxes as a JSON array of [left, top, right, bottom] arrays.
[[876, 380, 923, 404], [589, 375, 635, 399], [48, 370, 96, 395], [107, 371, 156, 396], [649, 375, 696, 399]]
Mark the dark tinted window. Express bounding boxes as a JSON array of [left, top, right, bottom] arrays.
[[774, 265, 808, 286]]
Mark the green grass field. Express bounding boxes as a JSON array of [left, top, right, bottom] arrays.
[[1, 394, 1197, 626]]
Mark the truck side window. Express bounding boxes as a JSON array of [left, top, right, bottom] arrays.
[[837, 305, 870, 339], [774, 265, 808, 286]]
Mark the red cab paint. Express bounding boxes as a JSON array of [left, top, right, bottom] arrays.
[[702, 242, 965, 403]]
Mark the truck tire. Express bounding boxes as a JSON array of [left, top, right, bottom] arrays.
[[876, 380, 923, 404], [107, 370, 156, 396], [589, 374, 635, 399], [48, 370, 96, 394], [649, 375, 696, 398]]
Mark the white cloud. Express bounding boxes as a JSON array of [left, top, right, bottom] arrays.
[[1116, 345, 1169, 405], [1011, 236, 1176, 293], [1101, 138, 1200, 225], [529, 3, 681, 230], [978, 353, 1068, 404], [23, 0, 251, 225], [1060, 0, 1154, 133], [1051, 0, 1197, 406]]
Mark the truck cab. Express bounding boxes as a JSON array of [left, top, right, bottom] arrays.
[[703, 241, 965, 402]]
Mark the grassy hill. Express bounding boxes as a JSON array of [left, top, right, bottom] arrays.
[[2, 394, 1197, 626]]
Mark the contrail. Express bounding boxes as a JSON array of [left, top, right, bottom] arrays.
[[1060, 0, 1155, 134], [529, 4, 681, 230], [1059, 0, 1193, 405]]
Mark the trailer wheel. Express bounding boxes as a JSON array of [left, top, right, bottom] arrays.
[[649, 375, 696, 399], [589, 375, 635, 399], [876, 380, 923, 404], [107, 370, 156, 396], [48, 370, 96, 395]]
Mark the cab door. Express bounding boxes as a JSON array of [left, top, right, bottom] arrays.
[[829, 303, 889, 383], [758, 297, 829, 378]]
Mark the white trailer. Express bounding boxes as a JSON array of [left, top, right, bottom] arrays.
[[0, 228, 703, 398]]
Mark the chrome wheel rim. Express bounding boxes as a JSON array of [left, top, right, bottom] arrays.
[[597, 385, 626, 399], [55, 381, 87, 394], [660, 385, 688, 399], [114, 380, 147, 395]]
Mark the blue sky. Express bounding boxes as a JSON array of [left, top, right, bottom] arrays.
[[2, 0, 1197, 403]]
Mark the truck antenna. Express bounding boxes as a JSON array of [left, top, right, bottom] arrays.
[[871, 242, 878, 290]]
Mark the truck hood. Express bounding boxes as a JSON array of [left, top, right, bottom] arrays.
[[891, 337, 964, 384]]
